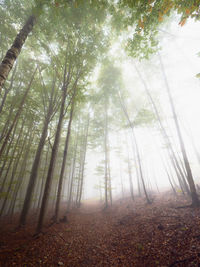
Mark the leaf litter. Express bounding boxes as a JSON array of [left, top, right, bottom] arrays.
[[1, 193, 200, 266]]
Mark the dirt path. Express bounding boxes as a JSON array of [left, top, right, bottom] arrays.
[[1, 194, 200, 266]]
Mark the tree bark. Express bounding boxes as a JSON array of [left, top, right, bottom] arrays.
[[0, 67, 37, 159], [37, 145, 50, 212], [0, 121, 31, 216], [104, 100, 108, 208], [19, 77, 57, 225], [107, 147, 112, 205], [0, 15, 36, 91], [77, 114, 90, 206], [36, 59, 73, 233], [67, 131, 79, 211], [8, 128, 34, 217], [159, 53, 199, 206], [0, 116, 25, 193], [0, 62, 17, 114], [54, 91, 76, 222]]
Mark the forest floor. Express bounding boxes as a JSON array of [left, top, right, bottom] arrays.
[[1, 193, 200, 266]]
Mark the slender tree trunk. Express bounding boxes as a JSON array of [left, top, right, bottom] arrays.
[[77, 114, 90, 207], [0, 15, 36, 90], [36, 59, 73, 233], [0, 100, 16, 142], [119, 157, 124, 199], [107, 148, 112, 205], [54, 92, 76, 222], [99, 180, 102, 201], [118, 92, 151, 203], [135, 63, 189, 192], [19, 77, 56, 225], [134, 150, 141, 197], [173, 154, 190, 194], [0, 68, 37, 159], [75, 161, 82, 206], [36, 97, 66, 232], [0, 117, 25, 193], [76, 136, 84, 207], [19, 110, 52, 225], [0, 62, 17, 114], [181, 119, 200, 165], [8, 128, 34, 217], [68, 119, 81, 209], [37, 145, 50, 212], [0, 121, 31, 216], [159, 53, 199, 206], [67, 136, 78, 211], [104, 100, 108, 208], [126, 142, 134, 201], [0, 119, 18, 182]]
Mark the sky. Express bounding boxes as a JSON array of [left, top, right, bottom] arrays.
[[82, 17, 200, 201]]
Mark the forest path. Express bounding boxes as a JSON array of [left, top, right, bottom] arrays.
[[1, 194, 200, 266]]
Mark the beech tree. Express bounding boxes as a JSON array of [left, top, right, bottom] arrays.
[[0, 0, 107, 90], [1, 0, 200, 235]]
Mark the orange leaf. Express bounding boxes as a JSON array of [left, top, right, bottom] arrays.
[[138, 20, 144, 29], [158, 15, 163, 22], [185, 9, 190, 15]]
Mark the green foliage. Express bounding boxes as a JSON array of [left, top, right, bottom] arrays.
[[0, 0, 199, 218], [111, 0, 200, 59], [134, 108, 156, 127]]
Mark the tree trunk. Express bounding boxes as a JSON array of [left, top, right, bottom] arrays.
[[8, 128, 34, 218], [126, 139, 134, 201], [134, 63, 189, 193], [0, 121, 31, 216], [104, 100, 108, 208], [77, 114, 90, 207], [19, 110, 53, 225], [67, 134, 79, 211], [54, 92, 76, 222], [36, 59, 72, 233], [0, 67, 37, 159], [0, 15, 36, 90], [0, 62, 17, 114], [36, 95, 66, 232], [118, 92, 151, 203], [19, 77, 57, 225], [0, 116, 25, 193], [107, 148, 112, 205], [37, 145, 50, 213], [0, 119, 18, 183], [159, 53, 199, 206]]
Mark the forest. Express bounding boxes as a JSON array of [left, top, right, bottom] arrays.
[[1, 0, 200, 266]]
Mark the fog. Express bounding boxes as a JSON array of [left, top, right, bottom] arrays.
[[83, 17, 200, 200], [1, 0, 200, 231], [2, 2, 200, 266]]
